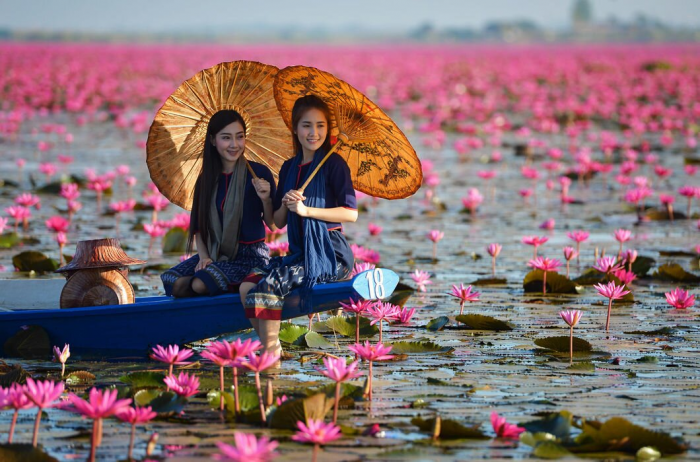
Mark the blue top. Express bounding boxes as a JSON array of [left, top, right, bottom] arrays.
[[273, 153, 357, 231], [192, 161, 276, 244]]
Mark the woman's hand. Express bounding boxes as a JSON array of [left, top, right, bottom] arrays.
[[195, 257, 213, 271], [252, 178, 271, 201], [282, 189, 306, 206], [286, 200, 309, 217]]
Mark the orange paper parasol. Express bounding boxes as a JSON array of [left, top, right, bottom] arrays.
[[274, 65, 421, 200], [147, 61, 294, 210]]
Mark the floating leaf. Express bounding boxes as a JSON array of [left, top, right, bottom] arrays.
[[573, 268, 606, 285], [279, 324, 309, 346], [12, 251, 59, 273], [386, 282, 414, 307], [652, 263, 700, 283], [305, 331, 334, 349], [455, 314, 514, 331], [388, 341, 453, 354], [133, 389, 161, 406], [411, 416, 488, 439], [631, 256, 655, 277], [520, 431, 558, 447], [523, 270, 582, 294], [308, 382, 364, 400], [521, 411, 572, 439], [574, 417, 687, 455], [3, 325, 50, 359], [534, 337, 592, 353], [162, 228, 187, 254], [0, 365, 31, 387], [0, 232, 21, 249], [470, 277, 507, 286], [207, 386, 258, 413], [636, 356, 658, 363], [325, 315, 378, 338], [119, 371, 165, 388], [0, 444, 59, 462], [645, 209, 686, 221], [269, 393, 334, 430], [144, 390, 188, 415], [426, 316, 450, 331], [624, 327, 675, 336], [567, 362, 595, 371], [532, 441, 573, 459], [65, 371, 96, 385]]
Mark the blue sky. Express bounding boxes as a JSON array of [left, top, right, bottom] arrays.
[[2, 0, 699, 33]]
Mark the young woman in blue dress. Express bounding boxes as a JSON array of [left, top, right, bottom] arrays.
[[161, 110, 277, 298], [239, 95, 358, 356]]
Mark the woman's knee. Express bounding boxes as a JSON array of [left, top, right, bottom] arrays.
[[239, 282, 256, 303], [191, 277, 208, 295], [172, 276, 194, 298]]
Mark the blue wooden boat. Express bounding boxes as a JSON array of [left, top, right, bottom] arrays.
[[0, 269, 399, 358]]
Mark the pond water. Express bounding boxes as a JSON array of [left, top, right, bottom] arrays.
[[1, 55, 700, 461]]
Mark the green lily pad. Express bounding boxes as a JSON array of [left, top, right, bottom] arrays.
[[207, 386, 259, 413], [0, 179, 19, 188], [520, 411, 572, 439], [279, 324, 309, 346], [12, 251, 59, 273], [645, 209, 686, 221], [636, 356, 659, 363], [308, 382, 365, 400], [532, 441, 573, 459], [0, 444, 59, 462], [119, 371, 165, 388], [534, 336, 592, 353], [573, 268, 606, 285], [0, 232, 21, 249], [388, 341, 453, 354], [143, 390, 188, 415], [411, 416, 488, 439], [0, 365, 31, 387], [64, 371, 96, 385], [162, 227, 187, 254], [133, 389, 161, 406], [567, 361, 595, 371], [652, 263, 700, 283], [470, 277, 507, 286], [624, 327, 675, 336], [455, 314, 514, 331], [305, 331, 334, 349], [426, 316, 450, 331], [573, 417, 687, 455], [3, 325, 50, 359], [631, 256, 655, 277], [325, 315, 378, 338], [523, 270, 582, 294], [520, 431, 559, 447], [386, 282, 414, 307], [269, 393, 334, 430]]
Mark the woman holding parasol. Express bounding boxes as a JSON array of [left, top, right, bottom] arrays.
[[239, 95, 358, 356]]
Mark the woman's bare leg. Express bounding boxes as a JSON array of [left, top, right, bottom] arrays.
[[172, 276, 196, 298], [239, 282, 260, 332], [190, 277, 209, 295]]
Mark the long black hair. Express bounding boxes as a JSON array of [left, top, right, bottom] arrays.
[[291, 94, 333, 156], [187, 110, 247, 256]]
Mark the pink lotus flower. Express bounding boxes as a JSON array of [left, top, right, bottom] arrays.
[[614, 228, 632, 256], [521, 235, 549, 258], [560, 309, 584, 364], [5, 205, 30, 232], [215, 432, 279, 462], [53, 344, 70, 377], [39, 162, 57, 179], [0, 217, 7, 234], [665, 288, 695, 309], [268, 241, 290, 257], [339, 298, 376, 344], [461, 188, 484, 216], [368, 222, 383, 236], [241, 351, 281, 423], [562, 246, 578, 278], [614, 269, 636, 286], [427, 229, 444, 260], [593, 256, 623, 275], [491, 412, 525, 439], [292, 419, 341, 461], [528, 257, 562, 294], [393, 306, 416, 324], [164, 372, 200, 398], [15, 193, 41, 209], [566, 230, 589, 263], [318, 357, 363, 423], [68, 387, 132, 460], [209, 338, 262, 415], [449, 283, 480, 315], [594, 281, 631, 333], [351, 261, 375, 277], [116, 406, 158, 460], [5, 383, 33, 443], [60, 183, 80, 201], [146, 193, 170, 222], [350, 244, 381, 264], [366, 301, 400, 343], [202, 344, 233, 412], [487, 243, 502, 277], [150, 344, 194, 377], [45, 215, 70, 233], [539, 218, 555, 230], [347, 341, 394, 400], [410, 269, 432, 292], [477, 170, 497, 180], [24, 378, 65, 447]]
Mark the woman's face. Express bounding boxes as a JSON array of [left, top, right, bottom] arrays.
[[296, 108, 328, 156], [211, 121, 246, 167]]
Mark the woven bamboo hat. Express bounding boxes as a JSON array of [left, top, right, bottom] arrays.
[[55, 238, 145, 273]]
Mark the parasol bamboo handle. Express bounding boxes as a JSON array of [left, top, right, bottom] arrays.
[[298, 139, 345, 194], [244, 158, 258, 179]]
